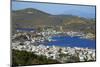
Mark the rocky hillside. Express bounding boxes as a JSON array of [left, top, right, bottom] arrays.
[[12, 8, 96, 34]]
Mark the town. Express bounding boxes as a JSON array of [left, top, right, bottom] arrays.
[[11, 27, 96, 63]]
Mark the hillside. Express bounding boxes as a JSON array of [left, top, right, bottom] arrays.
[[12, 49, 60, 66], [11, 8, 96, 34]]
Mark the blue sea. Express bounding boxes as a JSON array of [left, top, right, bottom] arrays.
[[47, 36, 96, 49]]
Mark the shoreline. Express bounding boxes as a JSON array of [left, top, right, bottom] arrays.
[[11, 31, 96, 63]]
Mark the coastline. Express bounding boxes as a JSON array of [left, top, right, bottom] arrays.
[[11, 30, 96, 64]]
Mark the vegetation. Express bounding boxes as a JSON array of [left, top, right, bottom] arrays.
[[12, 49, 60, 66], [58, 53, 80, 63]]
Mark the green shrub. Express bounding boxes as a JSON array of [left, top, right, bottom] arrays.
[[12, 49, 60, 66]]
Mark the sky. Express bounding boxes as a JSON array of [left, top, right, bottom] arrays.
[[12, 1, 96, 18]]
